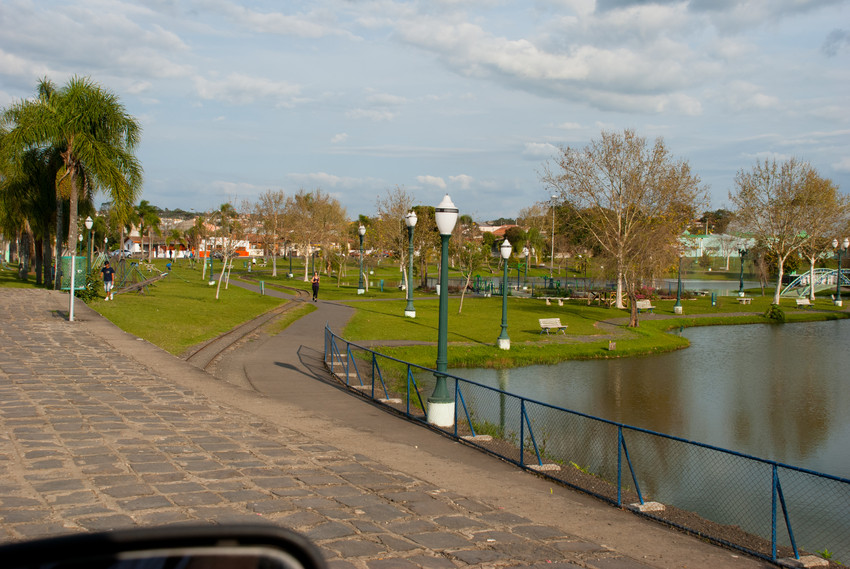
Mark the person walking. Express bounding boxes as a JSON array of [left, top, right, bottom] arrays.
[[311, 271, 320, 302], [101, 261, 115, 301]]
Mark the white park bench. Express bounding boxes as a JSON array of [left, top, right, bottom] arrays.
[[737, 297, 752, 305], [795, 298, 812, 308], [635, 299, 655, 313], [539, 318, 567, 335]]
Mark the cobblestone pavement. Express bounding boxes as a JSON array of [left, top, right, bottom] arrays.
[[0, 289, 768, 569]]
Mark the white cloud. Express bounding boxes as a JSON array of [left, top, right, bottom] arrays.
[[718, 81, 781, 112], [287, 172, 371, 189], [523, 142, 559, 158], [194, 74, 301, 106], [331, 133, 349, 144], [346, 108, 399, 121], [417, 175, 447, 189], [215, 1, 352, 39], [833, 157, 850, 173], [449, 174, 474, 189]]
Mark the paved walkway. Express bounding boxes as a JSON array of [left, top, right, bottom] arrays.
[[0, 289, 770, 569]]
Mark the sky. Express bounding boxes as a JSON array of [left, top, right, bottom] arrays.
[[1, 0, 849, 223]]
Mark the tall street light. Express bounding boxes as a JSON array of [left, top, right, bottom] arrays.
[[833, 237, 849, 306], [498, 238, 512, 350], [85, 216, 94, 275], [522, 246, 529, 285], [357, 225, 366, 294], [550, 194, 557, 279], [404, 211, 417, 318], [674, 255, 683, 315], [428, 194, 458, 427], [738, 248, 748, 297]]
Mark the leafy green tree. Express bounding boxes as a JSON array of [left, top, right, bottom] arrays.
[[1, 76, 142, 285], [0, 146, 60, 284]]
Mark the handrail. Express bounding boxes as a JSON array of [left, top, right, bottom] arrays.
[[322, 324, 850, 564]]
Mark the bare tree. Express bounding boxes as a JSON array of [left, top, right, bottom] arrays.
[[210, 202, 241, 300], [253, 189, 286, 277], [797, 173, 849, 300], [452, 220, 486, 314], [373, 186, 415, 289], [730, 158, 842, 305], [284, 189, 347, 282], [542, 129, 705, 325]]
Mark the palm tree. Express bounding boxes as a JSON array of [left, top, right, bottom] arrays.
[[2, 76, 142, 283], [136, 200, 161, 262], [0, 146, 60, 284]]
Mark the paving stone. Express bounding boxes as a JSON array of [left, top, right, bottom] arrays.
[[366, 557, 420, 569], [171, 492, 224, 506], [590, 558, 658, 569], [306, 521, 358, 540], [324, 538, 388, 558], [407, 531, 471, 550], [403, 555, 457, 569], [117, 496, 173, 511]]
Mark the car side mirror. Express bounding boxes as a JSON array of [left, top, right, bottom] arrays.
[[1, 524, 326, 569]]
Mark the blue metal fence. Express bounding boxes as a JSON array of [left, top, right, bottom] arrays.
[[324, 325, 850, 565]]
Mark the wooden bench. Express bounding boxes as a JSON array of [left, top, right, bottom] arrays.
[[795, 298, 812, 308], [539, 318, 567, 335], [635, 299, 655, 313], [737, 297, 752, 305]]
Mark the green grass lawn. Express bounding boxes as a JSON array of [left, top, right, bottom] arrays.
[[5, 257, 847, 367], [338, 292, 849, 369], [90, 261, 285, 355]]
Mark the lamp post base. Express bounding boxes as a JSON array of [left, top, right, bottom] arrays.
[[498, 338, 510, 350], [404, 310, 416, 318], [674, 305, 683, 315], [426, 400, 455, 427]]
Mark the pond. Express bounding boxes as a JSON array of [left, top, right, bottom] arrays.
[[451, 319, 850, 479]]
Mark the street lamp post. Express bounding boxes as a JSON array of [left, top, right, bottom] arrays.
[[428, 194, 458, 427], [674, 256, 683, 315], [833, 237, 849, 306], [498, 239, 512, 350], [550, 195, 557, 279], [738, 248, 748, 296], [85, 216, 94, 275], [522, 246, 529, 285], [404, 211, 417, 318], [288, 245, 293, 277], [357, 225, 366, 294]]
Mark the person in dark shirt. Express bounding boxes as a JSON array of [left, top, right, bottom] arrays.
[[101, 261, 115, 301], [311, 271, 320, 302]]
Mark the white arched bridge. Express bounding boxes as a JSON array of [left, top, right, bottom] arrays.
[[780, 268, 850, 297]]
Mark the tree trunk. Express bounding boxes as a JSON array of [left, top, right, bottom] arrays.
[[808, 257, 817, 301], [773, 258, 786, 305], [615, 272, 625, 309], [34, 237, 43, 285], [53, 198, 63, 289], [457, 271, 473, 314], [628, 291, 639, 328]]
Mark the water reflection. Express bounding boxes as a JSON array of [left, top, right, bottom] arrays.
[[453, 320, 850, 478]]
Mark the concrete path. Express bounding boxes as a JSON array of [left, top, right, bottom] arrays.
[[0, 289, 770, 569]]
